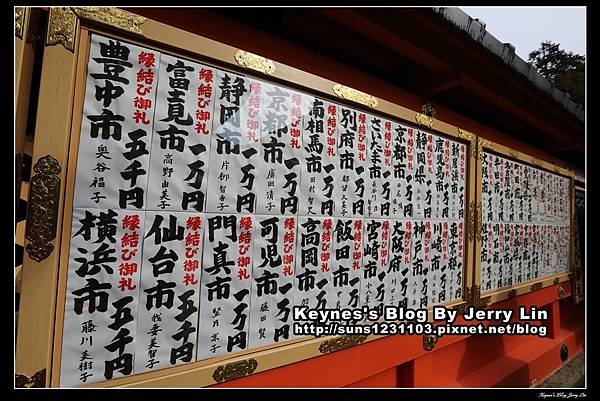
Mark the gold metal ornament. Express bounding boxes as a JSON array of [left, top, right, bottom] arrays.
[[457, 128, 477, 159], [212, 358, 258, 383], [15, 7, 26, 38], [415, 112, 434, 128], [25, 155, 61, 262], [72, 7, 146, 35], [531, 158, 543, 168], [468, 200, 476, 243], [471, 285, 490, 308], [530, 282, 543, 291], [478, 139, 491, 161], [234, 50, 276, 75], [332, 84, 378, 109], [46, 7, 77, 52], [423, 334, 438, 351], [15, 369, 46, 388], [319, 334, 368, 354], [453, 302, 470, 314], [422, 103, 437, 118]]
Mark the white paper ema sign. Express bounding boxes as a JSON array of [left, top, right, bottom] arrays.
[[73, 35, 160, 210], [197, 214, 254, 360], [134, 211, 205, 374], [60, 208, 145, 387], [145, 54, 216, 212]]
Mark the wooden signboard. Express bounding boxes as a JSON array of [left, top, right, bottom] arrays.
[[17, 7, 548, 388]]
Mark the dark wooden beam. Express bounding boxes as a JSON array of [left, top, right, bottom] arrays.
[[317, 9, 451, 74], [424, 69, 461, 97]]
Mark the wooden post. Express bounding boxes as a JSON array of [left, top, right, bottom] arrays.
[[14, 7, 35, 218], [547, 300, 561, 340], [15, 7, 80, 388]]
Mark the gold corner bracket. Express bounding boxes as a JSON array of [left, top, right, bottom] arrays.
[[72, 7, 146, 35], [235, 50, 276, 75], [478, 138, 490, 161], [46, 7, 147, 52], [46, 7, 77, 52], [15, 7, 26, 38], [15, 369, 46, 388], [332, 84, 378, 109], [457, 128, 477, 159]]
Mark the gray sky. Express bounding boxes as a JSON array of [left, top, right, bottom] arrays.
[[460, 7, 586, 61]]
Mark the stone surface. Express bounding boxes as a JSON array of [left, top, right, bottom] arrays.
[[538, 350, 585, 388]]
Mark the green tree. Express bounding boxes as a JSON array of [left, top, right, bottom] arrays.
[[528, 40, 584, 105]]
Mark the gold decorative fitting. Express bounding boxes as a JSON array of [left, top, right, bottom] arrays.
[[467, 200, 475, 243], [415, 113, 433, 128], [332, 84, 378, 109], [46, 7, 77, 52], [422, 103, 437, 118], [452, 286, 471, 312], [457, 128, 477, 159], [471, 285, 489, 308], [72, 7, 147, 36], [530, 282, 543, 291], [423, 334, 438, 351], [475, 201, 483, 243], [320, 334, 368, 354], [234, 50, 276, 75], [15, 369, 46, 388], [553, 277, 560, 285], [25, 155, 61, 262], [531, 158, 543, 168], [558, 285, 565, 298], [507, 289, 517, 298], [15, 7, 25, 38], [212, 358, 258, 383], [453, 302, 470, 314], [508, 150, 519, 159], [478, 139, 490, 161], [554, 165, 561, 173]]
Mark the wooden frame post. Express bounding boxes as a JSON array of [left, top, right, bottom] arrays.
[[16, 6, 80, 388]]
